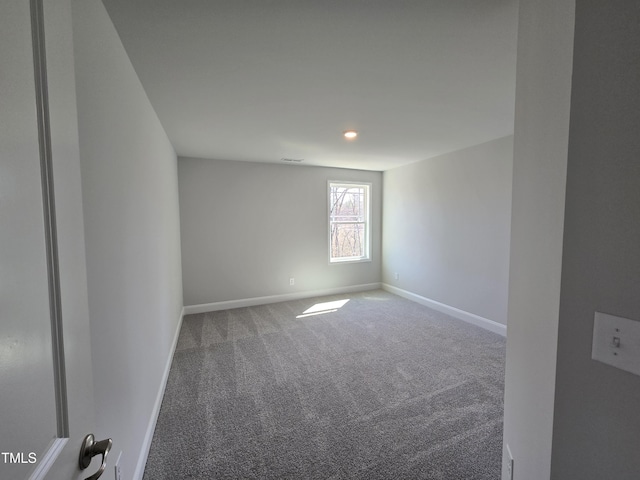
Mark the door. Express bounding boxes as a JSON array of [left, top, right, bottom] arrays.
[[1, 1, 105, 479]]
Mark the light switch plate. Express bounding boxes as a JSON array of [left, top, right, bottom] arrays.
[[592, 311, 640, 376]]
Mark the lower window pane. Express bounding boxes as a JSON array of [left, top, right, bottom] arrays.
[[330, 223, 365, 259]]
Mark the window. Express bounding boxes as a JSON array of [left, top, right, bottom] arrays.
[[328, 182, 371, 263]]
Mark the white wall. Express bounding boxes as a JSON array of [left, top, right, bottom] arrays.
[[178, 158, 381, 307], [551, 1, 640, 478], [502, 0, 575, 479], [382, 136, 513, 326], [71, 0, 183, 478]]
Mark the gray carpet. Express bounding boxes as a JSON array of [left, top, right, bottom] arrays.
[[143, 290, 505, 479]]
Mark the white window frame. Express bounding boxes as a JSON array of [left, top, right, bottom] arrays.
[[328, 181, 371, 264]]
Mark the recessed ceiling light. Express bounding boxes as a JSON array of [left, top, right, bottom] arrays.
[[343, 130, 358, 139]]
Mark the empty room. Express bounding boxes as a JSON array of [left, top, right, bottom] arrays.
[[2, 1, 639, 480]]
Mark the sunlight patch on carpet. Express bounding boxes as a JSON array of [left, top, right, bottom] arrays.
[[296, 299, 350, 318]]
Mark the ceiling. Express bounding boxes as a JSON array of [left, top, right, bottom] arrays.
[[101, 0, 518, 171]]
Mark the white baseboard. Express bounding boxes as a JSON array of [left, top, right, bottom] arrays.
[[381, 284, 507, 337], [133, 307, 185, 480], [183, 283, 382, 315]]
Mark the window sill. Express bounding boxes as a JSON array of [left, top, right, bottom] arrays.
[[329, 257, 372, 265]]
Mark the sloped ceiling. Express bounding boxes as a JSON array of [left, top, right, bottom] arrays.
[[101, 0, 518, 171]]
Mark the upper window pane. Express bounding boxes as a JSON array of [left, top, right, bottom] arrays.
[[331, 186, 366, 220]]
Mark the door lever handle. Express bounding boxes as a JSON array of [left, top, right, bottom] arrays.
[[79, 434, 112, 480]]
